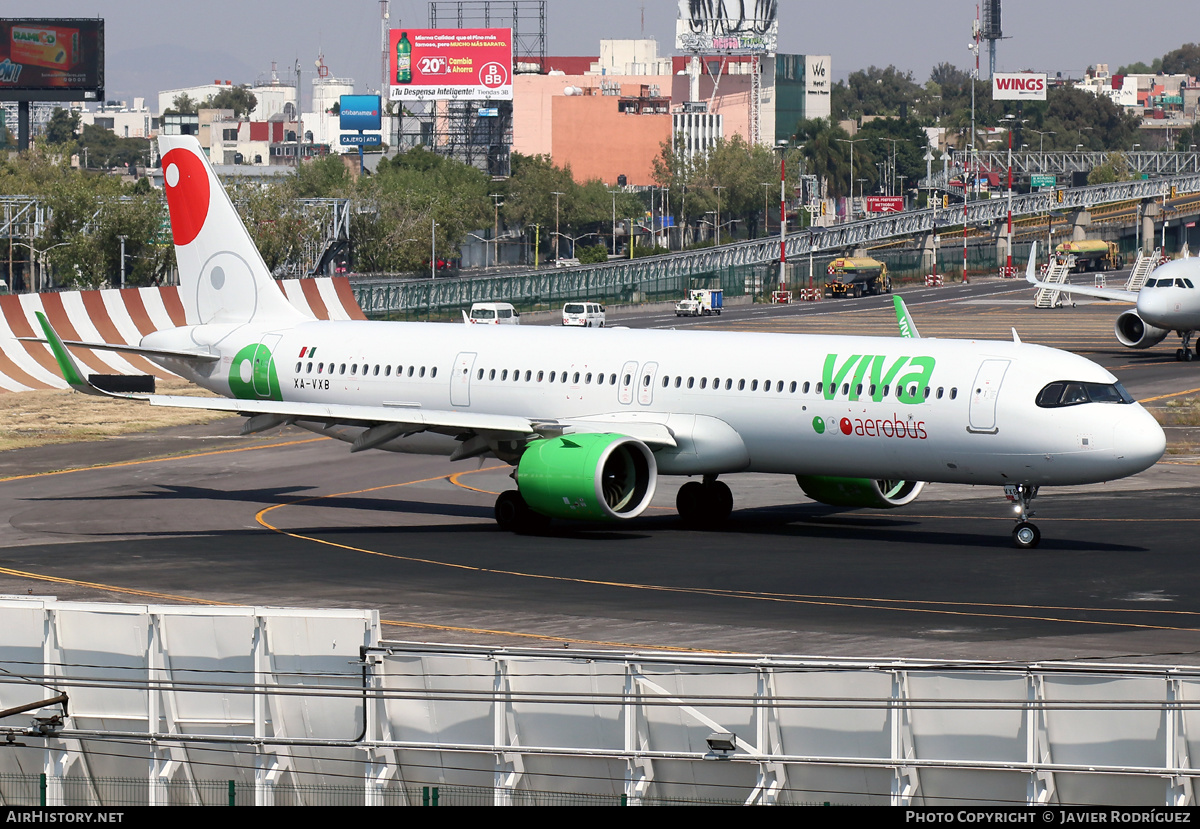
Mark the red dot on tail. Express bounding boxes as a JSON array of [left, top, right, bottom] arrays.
[[162, 148, 210, 246]]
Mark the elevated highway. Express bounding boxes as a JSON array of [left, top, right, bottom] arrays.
[[355, 171, 1200, 316]]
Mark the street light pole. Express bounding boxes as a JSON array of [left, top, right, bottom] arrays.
[[607, 190, 618, 255], [552, 191, 564, 261], [489, 193, 503, 269], [713, 185, 725, 246], [835, 138, 865, 221]]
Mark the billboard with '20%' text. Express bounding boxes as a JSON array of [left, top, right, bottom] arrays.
[[389, 28, 511, 102]]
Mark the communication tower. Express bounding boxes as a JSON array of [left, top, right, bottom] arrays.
[[980, 0, 1003, 78]]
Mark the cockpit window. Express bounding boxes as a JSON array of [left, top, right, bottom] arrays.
[[1036, 381, 1134, 408]]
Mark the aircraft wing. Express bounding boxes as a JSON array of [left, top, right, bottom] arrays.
[[1024, 243, 1138, 303]]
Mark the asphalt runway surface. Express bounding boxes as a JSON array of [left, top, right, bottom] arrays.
[[5, 276, 1200, 663]]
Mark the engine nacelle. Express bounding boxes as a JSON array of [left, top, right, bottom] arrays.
[[796, 476, 925, 509], [517, 434, 657, 521], [1114, 309, 1170, 349]]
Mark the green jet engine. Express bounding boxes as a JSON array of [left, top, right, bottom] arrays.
[[796, 476, 925, 509], [517, 433, 657, 521]]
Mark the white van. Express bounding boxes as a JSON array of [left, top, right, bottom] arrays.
[[562, 301, 606, 327], [463, 302, 520, 325]]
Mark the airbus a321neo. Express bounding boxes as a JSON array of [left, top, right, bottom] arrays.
[[1027, 251, 1200, 361], [33, 137, 1165, 549]]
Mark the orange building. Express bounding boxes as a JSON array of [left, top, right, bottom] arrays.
[[549, 86, 671, 186]]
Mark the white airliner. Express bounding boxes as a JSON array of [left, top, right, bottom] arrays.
[[32, 137, 1166, 549], [1026, 252, 1200, 361]]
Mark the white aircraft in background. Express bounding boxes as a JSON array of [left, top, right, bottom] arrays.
[[30, 137, 1165, 549], [1026, 251, 1200, 361]]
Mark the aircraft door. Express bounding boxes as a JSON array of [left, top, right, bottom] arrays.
[[968, 359, 1010, 434], [618, 360, 639, 405], [252, 334, 282, 398], [451, 351, 476, 407], [637, 361, 659, 406]]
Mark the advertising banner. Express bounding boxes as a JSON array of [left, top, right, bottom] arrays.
[[0, 18, 103, 95], [866, 196, 904, 213], [992, 72, 1047, 101], [389, 28, 512, 102], [339, 94, 381, 132], [675, 0, 779, 55]]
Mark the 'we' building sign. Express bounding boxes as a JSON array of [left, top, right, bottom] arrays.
[[992, 73, 1047, 101]]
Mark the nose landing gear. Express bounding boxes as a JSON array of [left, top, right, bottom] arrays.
[[1004, 484, 1041, 549]]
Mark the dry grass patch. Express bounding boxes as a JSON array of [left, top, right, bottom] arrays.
[[0, 379, 229, 452]]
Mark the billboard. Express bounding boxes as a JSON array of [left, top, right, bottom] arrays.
[[992, 72, 1046, 101], [339, 94, 381, 132], [675, 0, 779, 55], [389, 28, 512, 102], [866, 196, 903, 214], [0, 18, 103, 98]]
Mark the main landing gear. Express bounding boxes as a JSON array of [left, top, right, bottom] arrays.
[[1004, 484, 1041, 549], [1175, 331, 1199, 362], [676, 476, 733, 529], [494, 490, 549, 534]]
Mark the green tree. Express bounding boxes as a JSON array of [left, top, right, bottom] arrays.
[[205, 86, 258, 118], [1161, 44, 1200, 76], [831, 65, 923, 122], [44, 108, 80, 145], [162, 94, 198, 117], [1088, 152, 1134, 184], [78, 124, 151, 170]]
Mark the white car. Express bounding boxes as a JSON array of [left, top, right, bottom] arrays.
[[464, 302, 520, 324], [562, 302, 606, 327]]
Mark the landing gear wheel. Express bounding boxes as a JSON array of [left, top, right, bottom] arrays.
[[676, 481, 706, 527], [706, 480, 733, 523], [1178, 349, 1186, 362], [1012, 521, 1041, 549], [494, 490, 548, 534], [676, 479, 733, 528]]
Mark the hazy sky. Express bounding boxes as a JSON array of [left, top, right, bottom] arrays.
[[4, 1, 1196, 108]]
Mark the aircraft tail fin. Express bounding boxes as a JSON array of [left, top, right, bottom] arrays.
[[1025, 242, 1039, 284], [893, 295, 921, 339], [157, 135, 305, 326]]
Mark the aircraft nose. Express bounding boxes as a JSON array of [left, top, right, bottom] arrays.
[[1137, 289, 1174, 327], [1113, 406, 1165, 475]]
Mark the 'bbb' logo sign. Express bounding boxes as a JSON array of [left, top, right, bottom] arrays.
[[480, 62, 508, 89]]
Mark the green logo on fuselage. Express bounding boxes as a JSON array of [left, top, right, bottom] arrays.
[[821, 353, 935, 405], [229, 343, 282, 401]]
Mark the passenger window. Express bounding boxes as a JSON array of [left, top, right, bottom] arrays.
[[662, 376, 670, 388], [842, 383, 850, 396], [420, 367, 426, 378], [478, 369, 484, 380], [738, 379, 746, 391], [950, 388, 958, 400], [674, 377, 681, 388], [802, 382, 810, 394], [537, 371, 544, 382], [431, 367, 437, 378], [385, 365, 391, 377], [937, 387, 944, 399], [790, 381, 797, 393], [688, 377, 695, 389], [307, 362, 313, 373], [701, 378, 708, 389], [725, 379, 733, 390], [751, 380, 758, 391], [351, 364, 357, 375], [295, 361, 301, 372]]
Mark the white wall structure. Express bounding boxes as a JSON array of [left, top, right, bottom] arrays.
[[5, 599, 1200, 806]]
